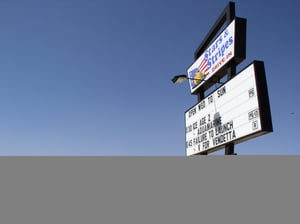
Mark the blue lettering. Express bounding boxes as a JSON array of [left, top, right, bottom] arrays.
[[223, 29, 229, 38], [228, 36, 233, 45], [204, 51, 210, 59], [217, 36, 223, 45], [221, 45, 226, 56], [205, 49, 211, 58], [205, 35, 234, 69], [207, 58, 212, 69]]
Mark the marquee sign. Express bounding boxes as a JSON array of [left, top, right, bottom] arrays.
[[185, 61, 272, 156], [187, 18, 246, 94]]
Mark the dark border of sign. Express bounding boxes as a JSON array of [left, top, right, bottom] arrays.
[[184, 60, 273, 155], [194, 2, 236, 60]]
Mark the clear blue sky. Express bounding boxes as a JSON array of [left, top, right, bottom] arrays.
[[0, 0, 299, 155]]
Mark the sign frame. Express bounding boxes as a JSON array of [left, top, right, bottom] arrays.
[[185, 61, 273, 156]]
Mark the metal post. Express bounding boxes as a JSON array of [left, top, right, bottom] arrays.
[[225, 143, 235, 155], [225, 61, 236, 155], [192, 1, 237, 156], [197, 86, 205, 102]]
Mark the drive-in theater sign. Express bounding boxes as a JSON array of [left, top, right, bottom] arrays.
[[183, 2, 272, 156]]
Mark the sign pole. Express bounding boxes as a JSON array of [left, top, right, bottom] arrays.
[[225, 61, 236, 155], [194, 2, 237, 155], [224, 2, 236, 155], [198, 88, 207, 155]]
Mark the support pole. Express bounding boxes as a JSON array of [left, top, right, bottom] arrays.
[[197, 87, 207, 155], [225, 143, 235, 155], [225, 61, 236, 155], [192, 1, 237, 156], [197, 86, 205, 102]]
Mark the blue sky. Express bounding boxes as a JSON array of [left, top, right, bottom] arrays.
[[0, 0, 299, 155]]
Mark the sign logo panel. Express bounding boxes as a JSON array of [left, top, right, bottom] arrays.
[[188, 20, 235, 93]]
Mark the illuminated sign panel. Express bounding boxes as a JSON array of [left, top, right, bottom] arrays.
[[187, 19, 246, 94], [185, 61, 272, 156]]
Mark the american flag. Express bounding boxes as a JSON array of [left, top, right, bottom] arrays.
[[197, 58, 209, 76]]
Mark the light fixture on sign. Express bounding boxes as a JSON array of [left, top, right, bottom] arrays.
[[171, 74, 224, 85], [171, 74, 203, 84]]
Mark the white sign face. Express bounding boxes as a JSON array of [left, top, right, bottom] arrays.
[[187, 20, 235, 94], [185, 62, 271, 156]]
